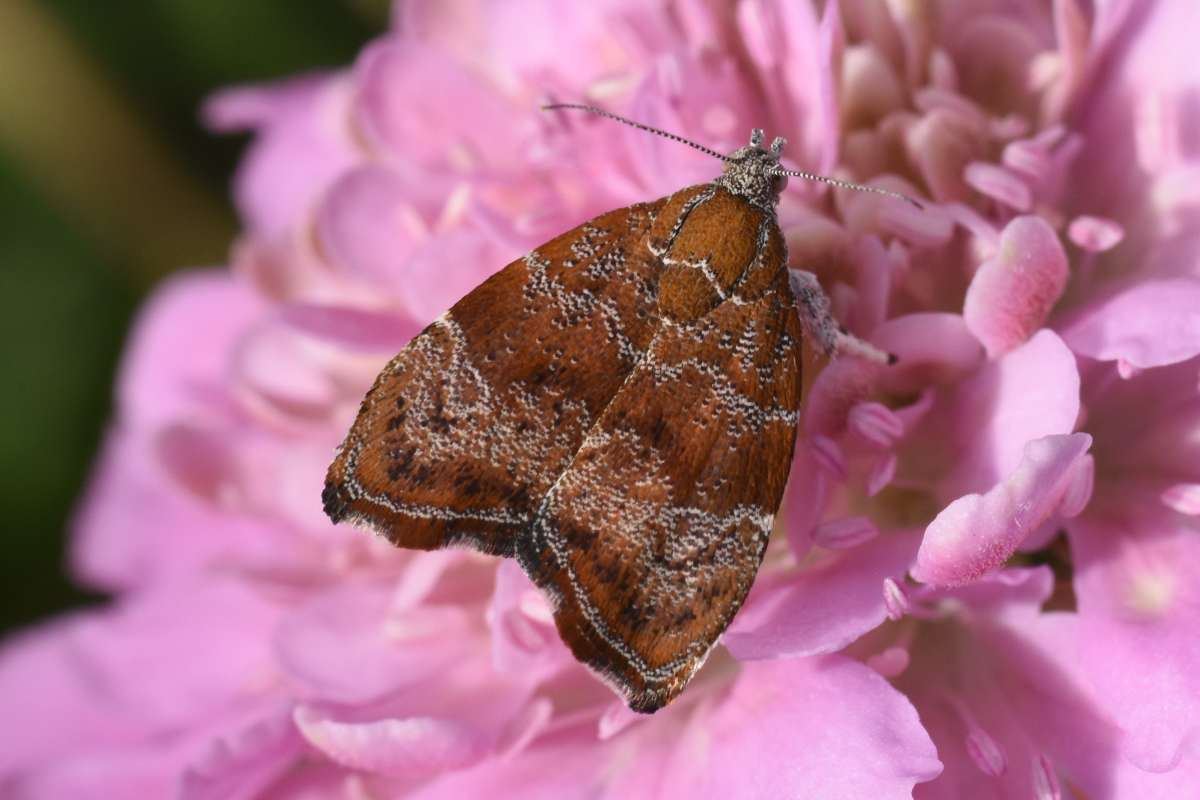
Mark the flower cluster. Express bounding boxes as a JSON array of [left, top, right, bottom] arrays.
[[3, 1, 1199, 797]]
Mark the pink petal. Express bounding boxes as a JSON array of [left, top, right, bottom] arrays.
[[896, 572, 1137, 799], [404, 730, 615, 800], [950, 16, 1042, 117], [0, 615, 143, 768], [1087, 0, 1200, 170], [597, 700, 646, 741], [205, 75, 323, 132], [180, 709, 304, 800], [118, 271, 263, 428], [1070, 518, 1200, 772], [905, 109, 980, 203], [353, 41, 527, 173], [476, 1, 671, 101], [736, 0, 840, 171], [1058, 452, 1095, 517], [782, 445, 828, 559], [913, 89, 990, 132], [622, 53, 760, 200], [942, 201, 1001, 248], [914, 433, 1092, 586], [813, 516, 880, 550], [1109, 749, 1200, 798], [293, 705, 491, 776], [0, 578, 286, 791], [69, 579, 284, 728], [232, 318, 340, 420], [395, 231, 503, 324], [914, 565, 1056, 614], [725, 532, 919, 659], [872, 313, 985, 393], [315, 164, 434, 288], [931, 329, 1081, 497], [274, 583, 472, 704], [278, 303, 418, 353], [391, 551, 462, 611], [964, 215, 1069, 358], [1059, 277, 1200, 369], [205, 75, 358, 237], [1078, 356, 1200, 481], [928, 48, 958, 91], [877, 193, 954, 247], [71, 433, 231, 589], [841, 44, 905, 128], [655, 655, 942, 797], [1002, 134, 1056, 180], [5, 742, 204, 799], [1161, 483, 1200, 515], [804, 358, 881, 441], [488, 562, 569, 680], [850, 234, 893, 333]]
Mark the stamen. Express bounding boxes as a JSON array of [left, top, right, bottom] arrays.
[[866, 453, 897, 497], [965, 727, 1008, 777], [810, 435, 848, 481], [944, 695, 1009, 778], [882, 578, 910, 621], [848, 402, 904, 448], [1032, 754, 1061, 800]]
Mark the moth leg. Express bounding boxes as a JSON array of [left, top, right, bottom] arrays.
[[787, 269, 894, 364]]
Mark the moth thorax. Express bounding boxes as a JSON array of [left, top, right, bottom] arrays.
[[717, 137, 788, 210]]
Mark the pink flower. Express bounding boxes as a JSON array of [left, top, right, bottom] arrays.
[[2, 1, 1198, 797]]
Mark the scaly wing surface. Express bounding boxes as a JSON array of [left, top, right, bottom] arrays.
[[324, 198, 670, 555], [521, 269, 803, 712]]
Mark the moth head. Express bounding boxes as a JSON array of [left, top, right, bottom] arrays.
[[721, 128, 790, 207]]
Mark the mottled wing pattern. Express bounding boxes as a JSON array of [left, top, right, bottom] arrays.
[[323, 198, 669, 555], [520, 268, 803, 712]]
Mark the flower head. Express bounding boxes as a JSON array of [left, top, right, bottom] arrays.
[[3, 1, 1199, 797]]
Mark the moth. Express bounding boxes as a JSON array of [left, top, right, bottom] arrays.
[[323, 105, 915, 713]]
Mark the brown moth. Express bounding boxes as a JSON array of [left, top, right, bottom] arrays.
[[323, 106, 913, 713]]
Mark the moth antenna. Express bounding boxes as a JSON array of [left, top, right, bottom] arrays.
[[542, 102, 731, 163], [543, 103, 923, 209], [768, 166, 925, 209]]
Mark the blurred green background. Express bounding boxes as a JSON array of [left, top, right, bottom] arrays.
[[0, 0, 386, 633]]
